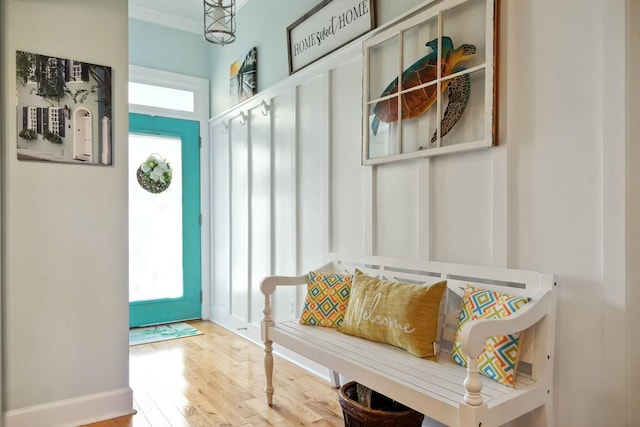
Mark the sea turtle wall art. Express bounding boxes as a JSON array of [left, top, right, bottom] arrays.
[[370, 36, 476, 145]]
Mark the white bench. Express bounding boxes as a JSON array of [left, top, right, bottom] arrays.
[[260, 255, 557, 427]]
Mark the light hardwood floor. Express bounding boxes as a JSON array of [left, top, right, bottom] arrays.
[[84, 320, 344, 427]]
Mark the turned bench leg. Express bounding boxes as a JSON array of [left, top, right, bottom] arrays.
[[264, 339, 274, 406], [463, 357, 483, 406]]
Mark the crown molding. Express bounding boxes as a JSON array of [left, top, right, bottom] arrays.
[[129, 0, 250, 35], [129, 4, 200, 34]]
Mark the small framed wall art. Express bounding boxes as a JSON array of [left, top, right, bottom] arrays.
[[230, 47, 257, 105], [16, 50, 113, 165]]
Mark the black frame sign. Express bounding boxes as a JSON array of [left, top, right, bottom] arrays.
[[287, 0, 375, 74]]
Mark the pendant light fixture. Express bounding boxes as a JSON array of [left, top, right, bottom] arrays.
[[204, 0, 236, 45]]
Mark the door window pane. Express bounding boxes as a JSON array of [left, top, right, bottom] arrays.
[[129, 134, 183, 302]]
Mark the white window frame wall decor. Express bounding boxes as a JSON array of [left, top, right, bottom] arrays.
[[362, 0, 498, 165]]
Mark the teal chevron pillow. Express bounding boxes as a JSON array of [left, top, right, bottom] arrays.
[[451, 285, 529, 386]]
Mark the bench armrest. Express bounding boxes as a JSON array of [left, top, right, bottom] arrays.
[[260, 274, 307, 342], [458, 289, 552, 406], [260, 261, 335, 342], [459, 289, 551, 358], [260, 273, 308, 296]]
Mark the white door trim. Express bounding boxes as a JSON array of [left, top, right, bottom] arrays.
[[128, 65, 211, 320]]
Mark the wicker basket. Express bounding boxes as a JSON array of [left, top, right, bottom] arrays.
[[338, 382, 424, 427], [136, 166, 171, 194]]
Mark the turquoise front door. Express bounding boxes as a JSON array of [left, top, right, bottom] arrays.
[[129, 113, 201, 327]]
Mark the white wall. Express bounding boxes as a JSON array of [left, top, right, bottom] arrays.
[[2, 0, 132, 424], [0, 2, 5, 420], [627, 1, 640, 424], [129, 19, 210, 79], [210, 0, 636, 426]]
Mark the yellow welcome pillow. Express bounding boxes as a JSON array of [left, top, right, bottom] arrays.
[[338, 270, 446, 359]]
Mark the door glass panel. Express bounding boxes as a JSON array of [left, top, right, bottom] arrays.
[[129, 134, 183, 302]]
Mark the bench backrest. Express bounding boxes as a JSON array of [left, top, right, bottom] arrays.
[[331, 254, 556, 382]]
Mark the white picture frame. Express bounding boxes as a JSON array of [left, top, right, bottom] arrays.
[[362, 0, 499, 165]]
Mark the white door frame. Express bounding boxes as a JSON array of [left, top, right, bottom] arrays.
[[128, 65, 211, 319]]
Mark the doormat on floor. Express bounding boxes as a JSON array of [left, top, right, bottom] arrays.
[[129, 322, 203, 346]]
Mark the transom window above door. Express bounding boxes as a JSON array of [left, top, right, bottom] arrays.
[[128, 65, 208, 122], [129, 82, 195, 112]]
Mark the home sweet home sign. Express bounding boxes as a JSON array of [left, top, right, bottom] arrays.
[[287, 0, 375, 74]]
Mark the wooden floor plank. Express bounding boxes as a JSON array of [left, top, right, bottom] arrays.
[[130, 399, 152, 427], [84, 321, 343, 427]]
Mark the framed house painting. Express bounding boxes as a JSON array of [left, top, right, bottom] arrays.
[[16, 50, 113, 165]]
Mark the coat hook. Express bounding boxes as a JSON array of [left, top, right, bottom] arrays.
[[239, 111, 247, 125], [261, 100, 270, 116], [216, 121, 229, 133]]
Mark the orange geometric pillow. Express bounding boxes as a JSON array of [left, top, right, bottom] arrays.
[[299, 271, 353, 328]]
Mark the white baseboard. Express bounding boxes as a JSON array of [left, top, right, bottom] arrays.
[[210, 309, 263, 344], [4, 387, 134, 427]]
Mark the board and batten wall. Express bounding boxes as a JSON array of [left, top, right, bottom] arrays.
[[210, 42, 505, 427], [1, 0, 133, 425], [210, 0, 636, 426]]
